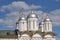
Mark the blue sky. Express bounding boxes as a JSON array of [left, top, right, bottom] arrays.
[[0, 0, 60, 38]]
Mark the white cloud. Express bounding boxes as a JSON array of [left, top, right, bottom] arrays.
[[0, 19, 4, 24], [0, 1, 41, 28], [55, 0, 59, 2], [29, 4, 42, 9], [0, 1, 60, 28], [49, 9, 60, 26], [0, 1, 41, 12], [53, 0, 59, 2], [0, 1, 29, 12]]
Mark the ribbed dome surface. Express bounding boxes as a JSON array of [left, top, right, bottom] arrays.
[[27, 11, 38, 19], [28, 13, 38, 18], [18, 17, 26, 21], [43, 16, 52, 22]]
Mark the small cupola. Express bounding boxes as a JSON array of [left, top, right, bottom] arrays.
[[44, 13, 52, 22], [18, 8, 26, 21], [43, 9, 52, 22]]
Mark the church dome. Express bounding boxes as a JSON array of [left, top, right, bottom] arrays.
[[43, 15, 52, 22], [28, 13, 38, 18], [20, 17, 25, 20], [18, 17, 26, 21], [27, 11, 38, 19]]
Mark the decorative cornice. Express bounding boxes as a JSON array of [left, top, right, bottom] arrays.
[[19, 31, 56, 38], [0, 30, 56, 38]]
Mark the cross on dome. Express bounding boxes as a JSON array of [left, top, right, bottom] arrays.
[[18, 8, 25, 21], [27, 4, 38, 18], [30, 4, 35, 14], [44, 9, 51, 22]]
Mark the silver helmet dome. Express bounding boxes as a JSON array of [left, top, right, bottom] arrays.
[[27, 11, 38, 18], [43, 14, 52, 22]]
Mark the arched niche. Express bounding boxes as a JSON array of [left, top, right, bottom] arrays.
[[44, 34, 52, 38], [32, 34, 41, 37], [44, 34, 52, 40], [31, 34, 42, 40], [20, 34, 30, 40], [21, 34, 29, 37]]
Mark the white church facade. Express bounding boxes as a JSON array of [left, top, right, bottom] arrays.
[[0, 5, 56, 40]]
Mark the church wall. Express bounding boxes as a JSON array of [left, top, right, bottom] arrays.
[[18, 20, 27, 31], [27, 18, 38, 31], [0, 35, 56, 40], [43, 21, 52, 32], [0, 38, 17, 40]]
